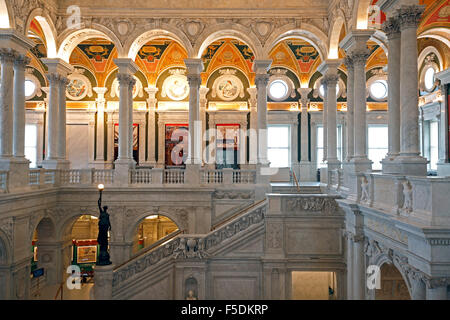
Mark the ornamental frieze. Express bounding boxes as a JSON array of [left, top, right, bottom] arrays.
[[365, 217, 408, 245]]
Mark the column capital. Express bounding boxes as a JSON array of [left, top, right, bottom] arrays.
[[41, 58, 73, 77], [144, 86, 159, 99], [13, 54, 31, 68], [117, 73, 135, 87], [184, 58, 204, 75], [113, 58, 139, 75], [322, 74, 340, 86], [255, 73, 270, 88], [0, 29, 35, 54], [297, 87, 312, 109], [382, 16, 401, 40], [340, 30, 375, 54], [0, 48, 18, 64], [94, 87, 108, 98], [396, 5, 425, 30], [343, 56, 354, 71], [187, 74, 202, 88], [424, 276, 450, 290], [349, 50, 370, 67], [253, 59, 272, 74]]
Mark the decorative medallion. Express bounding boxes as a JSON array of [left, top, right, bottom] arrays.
[[162, 69, 189, 101], [212, 69, 245, 101], [66, 69, 93, 101]]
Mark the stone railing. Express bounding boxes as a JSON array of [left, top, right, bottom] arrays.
[[164, 169, 185, 184], [112, 200, 267, 290], [93, 169, 115, 185], [60, 170, 81, 184], [346, 172, 450, 226], [328, 169, 343, 192], [233, 170, 256, 184], [130, 169, 152, 184], [0, 171, 8, 193], [201, 169, 223, 184]]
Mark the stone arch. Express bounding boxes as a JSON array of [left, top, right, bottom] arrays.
[[56, 207, 100, 243], [125, 27, 194, 60], [352, 0, 372, 30], [124, 209, 183, 244], [57, 26, 124, 62], [329, 14, 347, 59], [418, 28, 450, 50], [370, 253, 412, 300], [418, 46, 444, 71], [25, 9, 57, 58], [0, 229, 11, 265], [263, 26, 328, 62], [370, 30, 388, 55], [34, 217, 56, 242], [194, 25, 263, 60], [0, 0, 12, 29]]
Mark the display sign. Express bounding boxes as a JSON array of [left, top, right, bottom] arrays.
[[76, 245, 98, 264], [32, 268, 44, 278]]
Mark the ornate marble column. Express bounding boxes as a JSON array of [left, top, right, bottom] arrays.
[[12, 54, 31, 159], [41, 58, 73, 170], [343, 56, 355, 161], [254, 60, 272, 165], [321, 79, 328, 164], [393, 5, 427, 175], [340, 30, 374, 173], [297, 87, 315, 181], [436, 69, 450, 176], [345, 232, 354, 300], [113, 58, 138, 177], [144, 86, 158, 167], [352, 234, 366, 300], [247, 87, 258, 165], [92, 87, 108, 168], [0, 49, 16, 160], [57, 76, 70, 164], [199, 86, 209, 165], [184, 58, 203, 166], [381, 17, 402, 173]]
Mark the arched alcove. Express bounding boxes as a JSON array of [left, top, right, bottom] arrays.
[[375, 263, 411, 300]]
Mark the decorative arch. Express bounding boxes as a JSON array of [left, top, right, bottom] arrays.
[[34, 217, 56, 242], [264, 27, 328, 62], [124, 210, 183, 244], [418, 28, 450, 50], [0, 0, 11, 28], [370, 251, 413, 300], [56, 208, 100, 243], [57, 26, 124, 63], [352, 0, 372, 30], [418, 46, 444, 71], [0, 228, 11, 265], [126, 27, 194, 60], [329, 15, 347, 59], [25, 9, 57, 58], [195, 26, 263, 60]]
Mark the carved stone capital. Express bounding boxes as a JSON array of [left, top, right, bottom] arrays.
[[117, 73, 135, 87], [322, 74, 339, 87], [255, 74, 270, 88], [14, 54, 31, 69], [186, 74, 201, 89], [0, 48, 19, 64], [343, 56, 354, 71], [382, 17, 401, 40], [350, 50, 370, 67], [396, 5, 424, 30]]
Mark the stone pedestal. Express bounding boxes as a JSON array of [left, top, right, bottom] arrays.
[[185, 164, 201, 185], [0, 157, 30, 192], [93, 264, 114, 300], [297, 162, 316, 182]]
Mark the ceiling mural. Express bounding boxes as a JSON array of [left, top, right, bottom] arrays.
[[366, 42, 387, 70], [77, 42, 116, 73], [285, 40, 320, 74], [419, 0, 450, 32]]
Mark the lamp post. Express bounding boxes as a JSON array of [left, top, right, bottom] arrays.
[[96, 184, 111, 266]]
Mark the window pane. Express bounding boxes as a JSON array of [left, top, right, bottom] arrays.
[[268, 149, 289, 168], [430, 121, 439, 170], [368, 126, 388, 149], [317, 148, 326, 168], [368, 148, 387, 170], [424, 67, 435, 91], [317, 126, 323, 148], [25, 124, 37, 168], [268, 126, 289, 148]]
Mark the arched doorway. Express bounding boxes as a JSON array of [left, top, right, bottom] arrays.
[[132, 215, 179, 254], [375, 263, 411, 300]]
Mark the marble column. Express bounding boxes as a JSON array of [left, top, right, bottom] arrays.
[[352, 235, 366, 300], [346, 233, 354, 300], [254, 60, 272, 165], [0, 49, 16, 159], [12, 54, 31, 159], [393, 5, 427, 175], [184, 59, 203, 166], [57, 76, 70, 164], [41, 58, 73, 169], [340, 30, 374, 173], [325, 73, 341, 170], [92, 87, 108, 168], [199, 87, 209, 165], [436, 69, 450, 176], [297, 88, 315, 181], [344, 56, 355, 161], [144, 86, 158, 167], [247, 87, 258, 166], [321, 79, 328, 163], [382, 17, 401, 174], [113, 58, 138, 176]]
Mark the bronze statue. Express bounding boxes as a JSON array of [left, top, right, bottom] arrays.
[[97, 187, 112, 265]]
